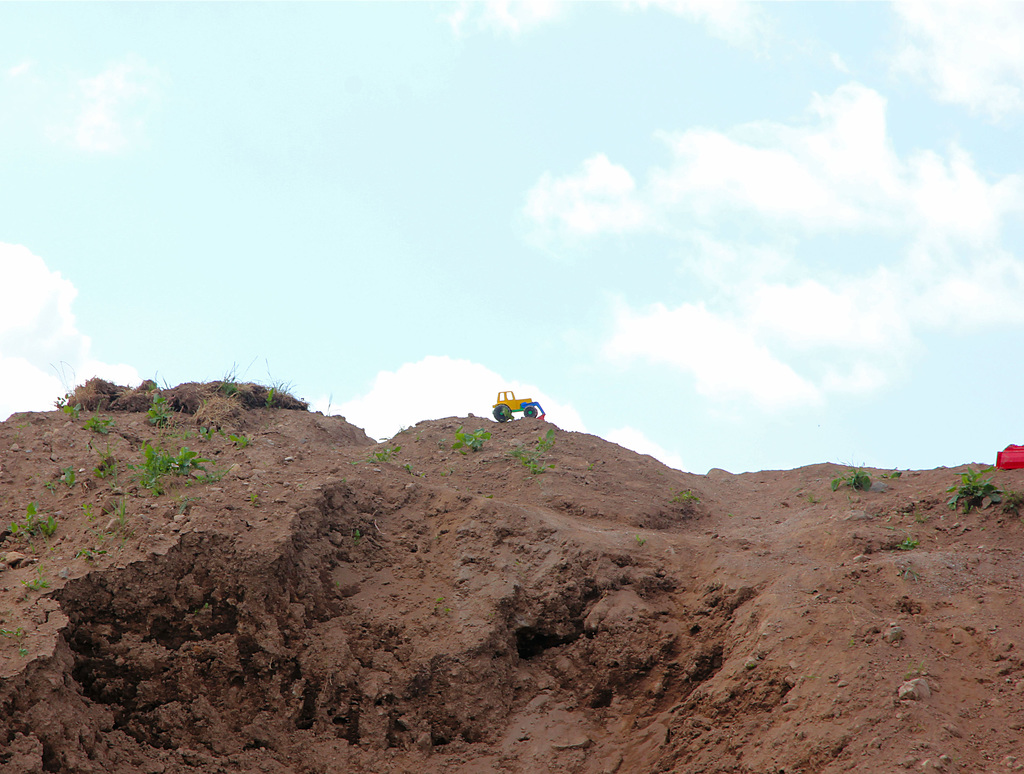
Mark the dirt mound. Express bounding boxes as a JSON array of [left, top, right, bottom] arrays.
[[2, 387, 1024, 773]]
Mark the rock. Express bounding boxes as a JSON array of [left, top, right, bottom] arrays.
[[845, 509, 873, 521], [869, 481, 888, 493], [414, 731, 432, 753], [885, 624, 905, 644], [551, 733, 592, 750], [3, 551, 32, 569], [898, 678, 931, 701]]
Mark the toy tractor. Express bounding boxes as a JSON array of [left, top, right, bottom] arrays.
[[493, 391, 545, 422]]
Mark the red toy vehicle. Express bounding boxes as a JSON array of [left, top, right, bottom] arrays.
[[997, 445, 1024, 470]]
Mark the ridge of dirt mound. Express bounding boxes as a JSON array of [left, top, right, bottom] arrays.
[[3, 389, 1024, 773], [67, 377, 310, 418]]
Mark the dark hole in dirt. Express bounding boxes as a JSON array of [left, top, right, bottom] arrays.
[[296, 684, 319, 730], [688, 645, 724, 683], [514, 626, 580, 660], [589, 687, 613, 708], [689, 623, 702, 635], [41, 740, 58, 772]]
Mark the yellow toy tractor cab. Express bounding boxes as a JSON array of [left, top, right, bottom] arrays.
[[493, 391, 546, 422]]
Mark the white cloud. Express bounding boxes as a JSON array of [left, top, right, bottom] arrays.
[[315, 355, 586, 440], [892, 1, 1024, 120], [529, 83, 1023, 244], [525, 81, 1024, 409], [605, 301, 821, 409], [0, 243, 141, 420], [604, 425, 687, 471], [524, 153, 649, 239], [50, 56, 161, 153], [623, 0, 771, 50], [447, 0, 565, 37], [6, 61, 32, 79]]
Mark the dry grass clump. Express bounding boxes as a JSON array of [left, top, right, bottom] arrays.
[[69, 378, 122, 411], [194, 394, 245, 429], [63, 377, 308, 418]]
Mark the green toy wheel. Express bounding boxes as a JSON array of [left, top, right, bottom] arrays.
[[493, 404, 513, 422], [523, 405, 539, 418]]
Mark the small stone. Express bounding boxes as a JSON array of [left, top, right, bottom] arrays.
[[853, 554, 870, 562], [552, 733, 592, 750], [845, 509, 873, 521], [9, 443, 19, 451], [58, 567, 70, 579], [2, 551, 31, 569], [284, 456, 295, 463], [885, 625, 905, 643], [898, 678, 931, 701], [414, 731, 432, 754]]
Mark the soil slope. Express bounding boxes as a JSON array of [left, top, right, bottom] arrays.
[[2, 385, 1024, 773]]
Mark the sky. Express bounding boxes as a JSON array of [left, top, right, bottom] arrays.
[[2, 1, 1024, 474]]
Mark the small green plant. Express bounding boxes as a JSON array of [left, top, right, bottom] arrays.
[[947, 466, 1002, 514], [60, 466, 76, 488], [509, 430, 556, 475], [133, 444, 209, 494], [198, 426, 217, 441], [39, 514, 58, 538], [171, 447, 210, 477], [228, 434, 249, 449], [82, 503, 95, 521], [0, 626, 25, 638], [896, 535, 919, 551], [831, 468, 872, 492], [265, 387, 276, 407], [22, 569, 49, 591], [999, 488, 1024, 517], [56, 394, 82, 418], [899, 565, 921, 581], [881, 470, 903, 480], [249, 493, 260, 507], [805, 492, 820, 505], [94, 450, 117, 480], [353, 527, 362, 545], [452, 427, 491, 454], [671, 489, 700, 504], [44, 480, 58, 493], [634, 534, 646, 547], [371, 445, 401, 463], [434, 596, 451, 616], [195, 466, 229, 484], [75, 546, 107, 561], [133, 443, 174, 494], [147, 393, 172, 427], [9, 502, 54, 539], [83, 416, 114, 435]]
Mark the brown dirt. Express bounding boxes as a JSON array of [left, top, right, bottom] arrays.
[[2, 383, 1024, 773]]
